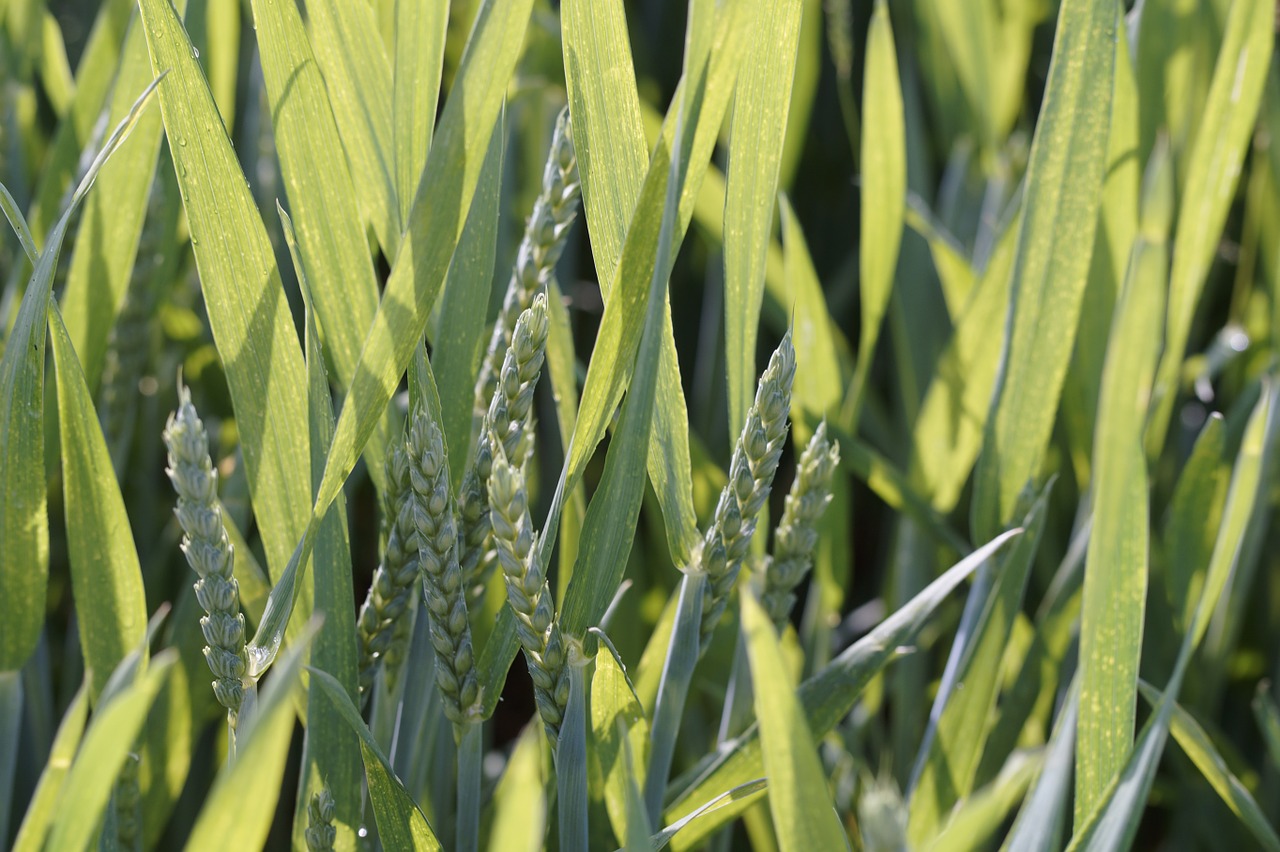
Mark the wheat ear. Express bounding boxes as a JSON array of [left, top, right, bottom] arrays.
[[487, 440, 569, 743], [305, 788, 336, 852], [698, 333, 796, 648], [458, 294, 550, 587], [473, 107, 579, 425], [355, 444, 419, 697], [163, 385, 247, 727], [407, 409, 481, 726], [762, 420, 839, 627]]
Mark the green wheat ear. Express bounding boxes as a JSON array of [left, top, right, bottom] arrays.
[[473, 106, 579, 427], [458, 293, 550, 587], [111, 751, 142, 852], [763, 420, 840, 627], [162, 384, 248, 729], [355, 443, 419, 699], [699, 332, 796, 648], [304, 788, 336, 852], [407, 408, 481, 727], [487, 438, 569, 743]]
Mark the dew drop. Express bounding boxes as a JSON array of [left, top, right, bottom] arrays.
[[191, 46, 200, 59]]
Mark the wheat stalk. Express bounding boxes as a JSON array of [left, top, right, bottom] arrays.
[[699, 333, 796, 648], [407, 409, 481, 726], [487, 440, 569, 743], [163, 385, 248, 730], [458, 294, 550, 587], [762, 420, 839, 627]]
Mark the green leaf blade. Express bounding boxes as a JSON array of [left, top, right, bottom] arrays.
[[49, 302, 148, 702], [972, 0, 1116, 536], [742, 592, 848, 852], [138, 0, 314, 587], [723, 0, 803, 437]]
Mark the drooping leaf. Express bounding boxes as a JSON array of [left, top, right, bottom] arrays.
[[311, 667, 445, 850]]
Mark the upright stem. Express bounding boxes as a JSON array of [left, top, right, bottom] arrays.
[[716, 629, 752, 743], [455, 722, 482, 852], [557, 662, 589, 852], [644, 571, 706, 824], [226, 715, 237, 766]]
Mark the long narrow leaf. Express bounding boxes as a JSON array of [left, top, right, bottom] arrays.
[[1146, 0, 1272, 454], [250, 0, 388, 491], [311, 667, 445, 850], [741, 591, 849, 852], [723, 0, 802, 437], [971, 0, 1116, 537], [138, 0, 314, 590], [1074, 140, 1171, 821], [47, 652, 176, 852], [49, 301, 147, 702], [186, 622, 319, 850], [1137, 681, 1280, 852], [847, 0, 905, 425], [0, 74, 161, 673]]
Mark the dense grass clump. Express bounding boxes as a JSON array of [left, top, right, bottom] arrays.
[[3, 0, 1280, 849]]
